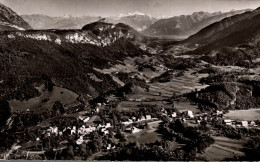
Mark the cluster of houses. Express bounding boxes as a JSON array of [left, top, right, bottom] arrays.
[[223, 119, 257, 128], [43, 115, 113, 146], [122, 115, 153, 126]]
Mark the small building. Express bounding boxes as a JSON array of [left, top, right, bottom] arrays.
[[216, 110, 223, 116], [131, 127, 142, 134], [58, 131, 63, 136], [146, 115, 152, 120], [250, 121, 256, 127], [96, 108, 100, 113], [76, 136, 84, 145], [71, 129, 76, 135], [171, 112, 177, 118], [105, 123, 111, 128], [241, 121, 248, 127], [224, 119, 232, 125], [104, 130, 109, 135], [236, 124, 242, 127], [183, 110, 194, 118], [83, 117, 90, 123], [106, 144, 112, 150], [53, 126, 58, 135], [78, 116, 84, 120]]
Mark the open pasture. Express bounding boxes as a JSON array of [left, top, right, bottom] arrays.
[[9, 86, 79, 112], [196, 136, 246, 161], [225, 109, 260, 121]]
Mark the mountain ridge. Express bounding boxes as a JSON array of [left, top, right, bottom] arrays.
[[143, 9, 250, 38], [0, 3, 31, 30], [184, 7, 260, 53]]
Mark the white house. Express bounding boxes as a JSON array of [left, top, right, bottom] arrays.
[[131, 127, 142, 134], [187, 111, 194, 118], [216, 110, 223, 115], [171, 112, 177, 118], [104, 130, 109, 135], [58, 131, 63, 136], [146, 115, 152, 120], [76, 136, 84, 145], [83, 117, 90, 123], [224, 119, 232, 125], [250, 121, 256, 127], [105, 123, 111, 128], [241, 121, 248, 127], [71, 129, 76, 135], [53, 126, 58, 135], [107, 144, 112, 150], [78, 116, 84, 121]]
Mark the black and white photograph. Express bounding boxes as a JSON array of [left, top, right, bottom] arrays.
[[0, 0, 260, 161]]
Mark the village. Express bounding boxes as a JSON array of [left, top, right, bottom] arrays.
[[16, 95, 257, 156]]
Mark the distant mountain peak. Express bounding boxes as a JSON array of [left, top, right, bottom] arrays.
[[62, 13, 73, 18], [119, 11, 151, 18]]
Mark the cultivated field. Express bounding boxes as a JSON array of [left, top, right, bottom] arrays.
[[148, 69, 208, 97], [116, 68, 204, 113]]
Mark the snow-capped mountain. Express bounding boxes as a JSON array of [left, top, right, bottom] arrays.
[[21, 14, 101, 30], [119, 11, 150, 18], [22, 11, 157, 31], [105, 12, 157, 31], [0, 3, 31, 30]]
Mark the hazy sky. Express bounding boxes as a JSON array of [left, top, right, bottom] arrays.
[[0, 0, 260, 18]]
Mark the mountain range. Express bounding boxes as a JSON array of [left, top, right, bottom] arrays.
[[20, 9, 253, 40], [182, 7, 260, 68], [21, 12, 157, 32], [21, 14, 101, 30], [143, 9, 251, 38]]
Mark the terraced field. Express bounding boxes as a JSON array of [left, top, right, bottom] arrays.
[[148, 69, 208, 97], [116, 68, 206, 112]]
